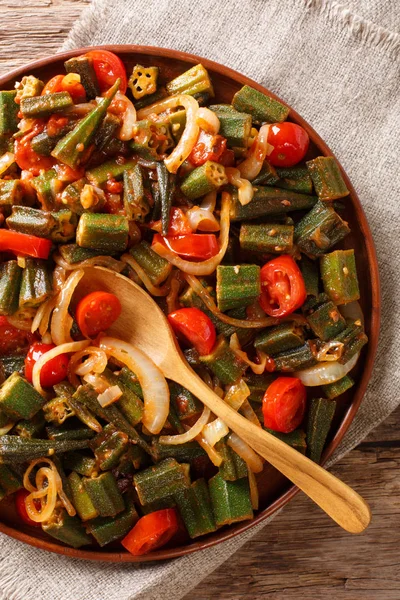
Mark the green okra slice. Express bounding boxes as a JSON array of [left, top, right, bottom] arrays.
[[0, 355, 25, 379], [101, 368, 144, 427], [208, 104, 252, 147], [19, 259, 53, 309], [174, 478, 216, 538], [275, 167, 313, 194], [63, 451, 97, 477], [157, 162, 175, 235], [52, 78, 120, 168], [273, 341, 317, 372], [320, 249, 360, 305], [232, 85, 289, 124], [216, 264, 260, 312], [305, 296, 347, 341], [244, 371, 275, 403], [134, 87, 167, 110], [89, 424, 129, 471], [13, 411, 45, 439], [166, 64, 214, 98], [239, 223, 294, 254], [299, 256, 319, 298], [306, 156, 349, 201], [83, 471, 125, 517], [0, 373, 44, 421], [208, 473, 253, 527], [254, 322, 305, 355], [199, 336, 248, 386], [252, 161, 279, 186], [93, 112, 121, 151], [68, 471, 98, 521], [46, 421, 96, 441], [86, 157, 137, 187], [43, 395, 75, 425], [54, 381, 102, 433], [215, 438, 248, 481], [322, 375, 354, 399], [133, 458, 190, 505], [76, 212, 129, 252], [151, 439, 206, 463], [181, 161, 228, 200], [64, 55, 100, 99], [294, 200, 350, 255], [334, 322, 368, 365], [0, 91, 19, 135], [42, 507, 92, 548], [123, 164, 150, 222], [31, 169, 63, 211], [50, 209, 77, 243], [0, 435, 89, 464], [168, 109, 186, 142], [128, 64, 158, 100], [31, 128, 69, 156], [86, 492, 139, 547], [7, 206, 55, 238], [169, 382, 203, 424], [20, 92, 73, 118], [0, 464, 23, 495], [59, 243, 106, 265], [15, 75, 44, 101], [0, 180, 24, 212], [130, 119, 174, 160], [129, 240, 172, 285], [230, 187, 317, 221], [265, 428, 307, 454], [306, 398, 336, 463], [0, 261, 22, 316]]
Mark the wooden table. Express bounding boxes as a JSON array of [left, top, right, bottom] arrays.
[[0, 2, 398, 598]]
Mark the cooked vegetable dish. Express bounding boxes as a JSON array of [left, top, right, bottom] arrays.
[[0, 50, 367, 555]]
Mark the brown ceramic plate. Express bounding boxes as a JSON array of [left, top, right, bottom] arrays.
[[0, 45, 380, 562]]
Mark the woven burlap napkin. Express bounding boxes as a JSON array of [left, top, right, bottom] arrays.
[[0, 1, 399, 599]]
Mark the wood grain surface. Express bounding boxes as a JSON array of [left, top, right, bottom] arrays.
[[0, 1, 397, 598]]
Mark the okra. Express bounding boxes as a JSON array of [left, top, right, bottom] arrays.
[[216, 264, 260, 312], [99, 368, 144, 428], [157, 162, 175, 235], [130, 119, 174, 160], [86, 491, 139, 547], [265, 428, 307, 454], [20, 92, 73, 118], [83, 471, 124, 517], [320, 249, 360, 305], [76, 212, 129, 252], [294, 200, 350, 255], [299, 256, 319, 298], [166, 64, 214, 98], [305, 295, 347, 341], [230, 187, 317, 221], [123, 164, 149, 222], [215, 438, 248, 481], [252, 161, 279, 186], [0, 355, 25, 379], [19, 259, 53, 309], [134, 458, 190, 505], [31, 169, 63, 211], [52, 78, 120, 168], [93, 112, 120, 151], [306, 156, 349, 201], [0, 435, 89, 464], [199, 336, 248, 385], [307, 398, 336, 463], [208, 473, 253, 526], [0, 261, 22, 316], [244, 371, 275, 403], [13, 411, 45, 438], [63, 451, 97, 477], [89, 424, 129, 471], [31, 129, 67, 157], [129, 240, 172, 285], [0, 91, 19, 135], [7, 206, 55, 238], [181, 161, 227, 200], [239, 223, 293, 254], [232, 85, 289, 124], [15, 76, 44, 101], [275, 167, 313, 194], [86, 157, 137, 187], [54, 381, 102, 433], [208, 104, 252, 147], [46, 421, 96, 441], [174, 478, 216, 538], [322, 375, 354, 399], [168, 109, 186, 142], [134, 87, 168, 111], [42, 507, 92, 548], [64, 55, 100, 99], [128, 64, 158, 100], [273, 342, 317, 372], [334, 321, 368, 365], [254, 322, 305, 355], [68, 471, 98, 521], [169, 382, 203, 425], [0, 372, 45, 421], [0, 464, 23, 495], [0, 180, 24, 212], [59, 243, 106, 265], [151, 439, 205, 463]]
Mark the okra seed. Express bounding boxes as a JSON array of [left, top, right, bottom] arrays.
[[343, 266, 349, 275]]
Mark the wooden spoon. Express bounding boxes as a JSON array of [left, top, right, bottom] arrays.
[[76, 266, 371, 534]]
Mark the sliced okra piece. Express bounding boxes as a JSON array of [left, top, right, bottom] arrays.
[[31, 127, 71, 157], [0, 435, 89, 464], [254, 322, 305, 355], [43, 395, 75, 426], [86, 157, 137, 188], [305, 295, 347, 341], [166, 64, 214, 98], [215, 438, 248, 481], [322, 375, 354, 399], [168, 109, 186, 142], [64, 55, 100, 99], [306, 156, 349, 201], [273, 341, 317, 372], [83, 471, 125, 517], [15, 75, 44, 101], [294, 200, 350, 255], [0, 355, 25, 379], [93, 112, 121, 151], [101, 368, 144, 427], [230, 187, 317, 221], [232, 85, 289, 124], [252, 161, 279, 186], [306, 398, 336, 463], [169, 382, 203, 425], [334, 322, 368, 365], [216, 264, 260, 312], [320, 249, 360, 305], [199, 336, 248, 386], [134, 87, 167, 110], [6, 206, 55, 238], [86, 491, 139, 547], [123, 164, 149, 222], [151, 439, 205, 463], [0, 261, 22, 316], [19, 259, 53, 309], [68, 471, 98, 521], [208, 473, 253, 527], [129, 240, 172, 285], [31, 169, 63, 211], [46, 421, 96, 441], [0, 372, 44, 420], [174, 478, 216, 538], [12, 411, 45, 438], [128, 64, 158, 100], [181, 161, 228, 200], [0, 180, 24, 212], [63, 451, 97, 477], [239, 223, 294, 254], [130, 119, 174, 160], [76, 212, 129, 252], [275, 167, 313, 194], [244, 371, 275, 403], [299, 256, 319, 298], [42, 507, 92, 548], [0, 91, 19, 135], [54, 381, 102, 433], [89, 424, 129, 471], [0, 464, 23, 495], [208, 104, 252, 147], [59, 243, 106, 265], [117, 367, 144, 399], [20, 92, 73, 118], [133, 458, 190, 505], [157, 162, 175, 235]]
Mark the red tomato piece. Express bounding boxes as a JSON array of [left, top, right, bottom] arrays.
[[153, 233, 219, 260], [121, 509, 179, 556], [14, 131, 55, 175], [41, 75, 64, 95], [85, 50, 127, 93], [47, 115, 69, 137], [262, 377, 306, 433], [188, 130, 227, 166], [76, 291, 122, 338], [151, 207, 193, 236], [61, 75, 86, 103], [168, 307, 216, 356], [0, 230, 52, 259], [25, 342, 69, 388], [267, 122, 309, 167], [218, 148, 235, 167], [259, 255, 306, 318], [14, 489, 41, 527], [0, 317, 32, 356]]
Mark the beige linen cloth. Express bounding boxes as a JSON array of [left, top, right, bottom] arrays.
[[0, 1, 399, 598]]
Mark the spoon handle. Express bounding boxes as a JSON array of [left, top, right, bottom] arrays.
[[175, 364, 371, 534]]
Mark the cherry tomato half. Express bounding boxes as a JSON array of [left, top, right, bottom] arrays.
[[41, 75, 64, 95], [25, 343, 69, 388], [267, 122, 309, 167], [168, 307, 216, 356], [188, 130, 227, 166], [153, 233, 219, 260], [121, 509, 179, 556], [15, 489, 41, 527], [151, 207, 193, 236], [259, 255, 307, 318], [76, 291, 122, 338], [262, 377, 306, 433], [0, 317, 32, 356], [85, 50, 127, 93], [14, 131, 55, 175], [42, 74, 86, 103]]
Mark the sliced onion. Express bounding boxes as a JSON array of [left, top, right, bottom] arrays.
[[295, 352, 359, 386], [83, 372, 109, 393], [238, 125, 272, 180], [53, 265, 67, 292], [339, 300, 364, 327], [137, 94, 199, 173], [230, 333, 267, 374], [248, 469, 259, 510], [0, 152, 15, 176], [65, 102, 96, 116], [115, 92, 137, 141], [227, 432, 264, 473], [97, 385, 123, 407], [51, 269, 84, 345], [186, 206, 220, 232], [200, 190, 217, 211], [226, 167, 254, 206], [196, 107, 220, 134], [53, 252, 125, 273], [159, 405, 210, 445], [121, 254, 170, 296], [100, 337, 169, 435], [152, 191, 231, 276], [195, 433, 223, 466], [202, 417, 229, 447], [240, 399, 262, 428], [70, 347, 108, 376], [224, 379, 250, 411], [0, 422, 15, 436], [7, 307, 36, 332], [32, 340, 89, 396], [316, 341, 344, 362]]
